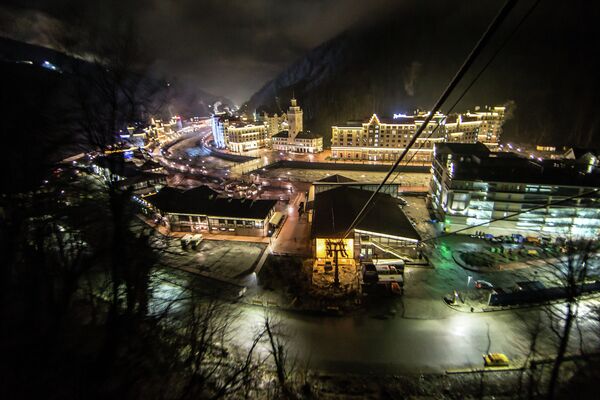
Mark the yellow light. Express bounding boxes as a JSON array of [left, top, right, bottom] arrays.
[[315, 238, 354, 259]]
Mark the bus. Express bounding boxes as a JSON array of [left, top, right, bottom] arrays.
[[268, 212, 284, 236]]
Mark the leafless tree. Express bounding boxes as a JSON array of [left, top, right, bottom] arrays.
[[538, 239, 597, 400], [515, 309, 545, 400], [263, 312, 299, 398], [168, 295, 265, 400]]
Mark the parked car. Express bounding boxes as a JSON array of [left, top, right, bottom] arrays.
[[362, 263, 378, 284], [474, 280, 494, 289], [483, 353, 510, 367]]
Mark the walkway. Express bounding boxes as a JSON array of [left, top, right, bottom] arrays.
[[271, 191, 311, 256]]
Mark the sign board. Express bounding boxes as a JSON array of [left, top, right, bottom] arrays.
[[315, 238, 354, 259]]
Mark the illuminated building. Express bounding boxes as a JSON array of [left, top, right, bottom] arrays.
[[211, 114, 270, 153], [145, 186, 277, 236], [331, 106, 505, 163], [311, 186, 420, 261], [210, 114, 227, 148], [272, 98, 324, 153], [145, 116, 183, 142], [429, 142, 600, 238], [307, 174, 401, 206], [225, 123, 270, 153]]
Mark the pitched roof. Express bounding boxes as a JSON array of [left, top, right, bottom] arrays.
[[564, 147, 600, 160], [139, 159, 163, 171], [296, 131, 322, 139], [146, 186, 276, 220], [435, 142, 491, 155], [311, 186, 419, 240], [273, 130, 289, 138], [116, 172, 166, 188], [315, 174, 356, 183]]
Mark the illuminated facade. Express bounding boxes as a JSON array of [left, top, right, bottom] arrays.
[[311, 186, 420, 261], [225, 123, 270, 153], [430, 142, 600, 238], [145, 186, 277, 236], [145, 117, 182, 142], [211, 114, 270, 153], [272, 98, 324, 153], [212, 99, 323, 153], [331, 106, 505, 163]]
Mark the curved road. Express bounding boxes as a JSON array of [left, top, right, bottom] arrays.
[[150, 128, 600, 374]]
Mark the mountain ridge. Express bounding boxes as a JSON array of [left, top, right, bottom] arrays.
[[243, 2, 600, 148]]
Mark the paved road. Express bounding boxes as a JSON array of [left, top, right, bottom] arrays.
[[148, 126, 600, 374], [228, 298, 599, 374]]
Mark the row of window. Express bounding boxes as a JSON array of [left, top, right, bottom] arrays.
[[174, 215, 264, 228]]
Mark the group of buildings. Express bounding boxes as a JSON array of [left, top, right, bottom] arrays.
[[88, 98, 600, 283], [211, 98, 323, 154], [429, 143, 600, 238], [331, 106, 505, 164]]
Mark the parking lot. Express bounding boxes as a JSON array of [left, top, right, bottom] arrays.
[[155, 237, 267, 284]]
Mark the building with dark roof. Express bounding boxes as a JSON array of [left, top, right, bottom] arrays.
[[272, 130, 324, 153], [310, 186, 419, 261], [430, 142, 600, 238], [116, 172, 167, 195], [307, 174, 400, 208], [331, 106, 505, 164], [144, 185, 277, 236]]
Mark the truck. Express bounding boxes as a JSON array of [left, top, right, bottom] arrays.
[[180, 234, 193, 248], [189, 234, 204, 249]]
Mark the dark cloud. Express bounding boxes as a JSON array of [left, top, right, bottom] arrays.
[[1, 0, 403, 103]]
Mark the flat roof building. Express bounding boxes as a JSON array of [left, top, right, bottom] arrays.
[[429, 142, 600, 238]]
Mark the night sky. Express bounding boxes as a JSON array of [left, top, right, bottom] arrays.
[[1, 0, 410, 103]]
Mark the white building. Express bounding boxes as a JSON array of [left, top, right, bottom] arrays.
[[331, 106, 506, 164], [429, 142, 600, 238], [272, 98, 323, 153], [226, 123, 270, 153]]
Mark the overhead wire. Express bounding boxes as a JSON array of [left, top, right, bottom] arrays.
[[356, 0, 543, 227], [421, 188, 599, 243], [341, 0, 519, 240]]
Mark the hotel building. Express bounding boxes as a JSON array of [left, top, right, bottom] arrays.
[[210, 114, 270, 153], [225, 123, 270, 153], [429, 142, 600, 238], [331, 106, 505, 164], [211, 99, 323, 154], [272, 98, 324, 153]]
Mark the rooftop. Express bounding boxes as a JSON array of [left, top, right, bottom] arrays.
[[273, 130, 322, 139], [311, 186, 419, 241], [437, 143, 600, 187], [116, 172, 167, 188], [435, 142, 490, 155], [315, 174, 356, 183], [93, 154, 146, 178], [146, 186, 277, 220]]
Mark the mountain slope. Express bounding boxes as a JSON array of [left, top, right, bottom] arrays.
[[0, 36, 233, 118], [244, 1, 600, 147]]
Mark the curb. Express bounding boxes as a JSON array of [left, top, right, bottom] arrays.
[[443, 291, 600, 314]]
